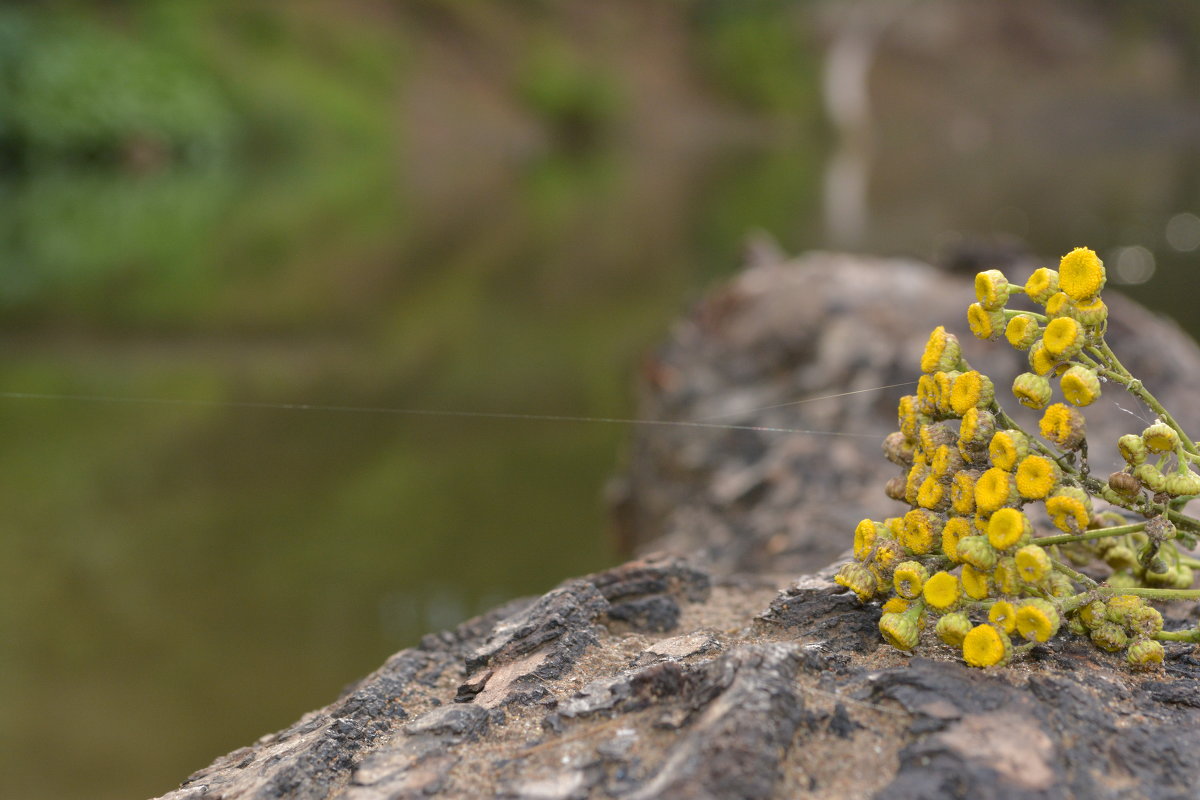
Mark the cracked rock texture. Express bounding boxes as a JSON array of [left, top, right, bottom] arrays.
[[158, 255, 1200, 800]]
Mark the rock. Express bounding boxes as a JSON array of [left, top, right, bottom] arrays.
[[156, 253, 1200, 800]]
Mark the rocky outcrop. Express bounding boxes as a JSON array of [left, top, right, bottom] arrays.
[[158, 254, 1200, 800]]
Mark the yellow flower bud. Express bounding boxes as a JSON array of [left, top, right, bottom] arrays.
[[1058, 246, 1106, 301], [1015, 455, 1061, 500], [854, 519, 886, 560], [893, 561, 930, 599], [1128, 605, 1164, 637], [993, 557, 1022, 595], [879, 610, 922, 651], [961, 563, 992, 600], [933, 371, 958, 416], [930, 444, 965, 481], [935, 612, 973, 646], [1060, 365, 1101, 407], [1014, 544, 1052, 584], [917, 474, 950, 511], [920, 325, 963, 374], [1142, 422, 1180, 454], [1078, 599, 1107, 629], [881, 596, 911, 614], [1027, 340, 1059, 377], [1118, 434, 1147, 466], [957, 535, 998, 571], [836, 562, 879, 601], [963, 623, 1012, 667], [987, 507, 1032, 550], [941, 515, 974, 561], [988, 430, 1029, 471], [1042, 316, 1085, 359], [1024, 267, 1059, 305], [1046, 487, 1091, 533], [1089, 621, 1128, 652], [1012, 372, 1052, 410], [989, 601, 1018, 634], [975, 466, 1017, 514], [1104, 594, 1143, 626], [1126, 638, 1164, 670], [1040, 403, 1086, 450], [1015, 599, 1061, 643], [949, 370, 995, 416], [949, 471, 979, 516], [904, 463, 929, 506], [1133, 463, 1167, 493], [958, 407, 995, 450], [1044, 291, 1073, 319], [1164, 469, 1200, 498], [974, 269, 1011, 310], [1072, 296, 1108, 329], [901, 508, 943, 555], [922, 570, 962, 611], [1004, 314, 1041, 350], [967, 302, 1006, 340]]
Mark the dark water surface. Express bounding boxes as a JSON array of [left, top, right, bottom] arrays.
[[4, 78, 1200, 800]]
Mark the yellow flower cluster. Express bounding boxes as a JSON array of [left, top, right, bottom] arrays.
[[839, 247, 1198, 670]]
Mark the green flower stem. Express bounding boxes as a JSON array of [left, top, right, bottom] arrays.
[[1155, 628, 1200, 643], [1013, 642, 1038, 657], [1092, 586, 1200, 601], [1003, 307, 1043, 322], [1034, 523, 1146, 547], [1094, 341, 1199, 457], [1051, 558, 1098, 588]]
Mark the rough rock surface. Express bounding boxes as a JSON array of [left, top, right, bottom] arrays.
[[157, 254, 1200, 800]]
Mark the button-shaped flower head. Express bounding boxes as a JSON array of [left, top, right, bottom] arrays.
[[1060, 365, 1101, 407], [1014, 544, 1052, 584], [987, 507, 1032, 550], [963, 623, 1013, 667], [949, 370, 995, 416], [1012, 372, 1052, 410], [1058, 247, 1106, 301], [968, 302, 1007, 340], [1015, 454, 1061, 500], [1024, 267, 1060, 305], [1040, 403, 1086, 450], [922, 570, 962, 611], [1042, 316, 1085, 359], [974, 269, 1011, 311], [1004, 314, 1041, 351], [989, 430, 1030, 471], [920, 326, 962, 374], [1015, 599, 1061, 643]]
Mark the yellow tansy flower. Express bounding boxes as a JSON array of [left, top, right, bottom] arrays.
[[936, 612, 973, 646], [854, 518, 884, 560], [917, 474, 948, 511], [1015, 454, 1061, 500], [879, 610, 921, 651], [836, 562, 878, 601], [987, 507, 1031, 550], [1040, 403, 1086, 450], [1024, 267, 1059, 305], [949, 370, 995, 416], [958, 407, 995, 451], [1058, 247, 1106, 301], [988, 430, 1029, 471], [993, 557, 1022, 595], [920, 326, 962, 374], [1015, 599, 1060, 643], [902, 508, 943, 555], [922, 571, 961, 611], [1042, 316, 1085, 359], [1046, 487, 1091, 533], [949, 472, 978, 516], [931, 444, 964, 480], [941, 515, 974, 561], [881, 596, 911, 614], [988, 600, 1017, 634], [960, 563, 991, 600], [1027, 340, 1059, 377], [963, 623, 1012, 667], [974, 269, 1010, 311], [1060, 365, 1101, 407], [967, 302, 1006, 340], [975, 466, 1016, 514], [893, 561, 929, 599], [1004, 314, 1040, 350], [1127, 639, 1165, 669], [1015, 544, 1051, 584], [1142, 421, 1180, 454], [1011, 372, 1052, 410]]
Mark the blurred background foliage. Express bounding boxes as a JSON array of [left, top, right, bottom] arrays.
[[1, 2, 1199, 799]]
